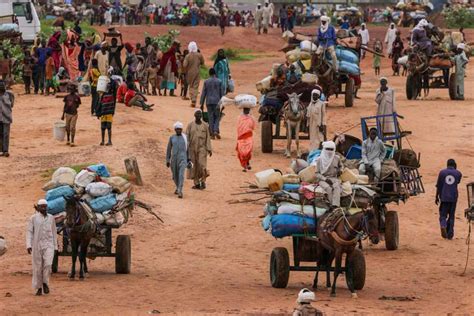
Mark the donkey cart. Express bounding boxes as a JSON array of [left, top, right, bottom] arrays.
[[52, 225, 131, 274], [270, 234, 366, 290]]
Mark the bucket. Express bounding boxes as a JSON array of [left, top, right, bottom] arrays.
[[255, 169, 282, 188], [97, 76, 110, 93], [53, 121, 66, 141]]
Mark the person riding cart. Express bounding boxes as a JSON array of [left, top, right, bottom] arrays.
[[411, 19, 432, 57], [315, 16, 338, 72]]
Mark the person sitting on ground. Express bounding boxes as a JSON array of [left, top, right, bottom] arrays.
[[316, 141, 343, 207], [315, 15, 338, 71], [124, 82, 154, 111], [359, 128, 386, 183], [61, 84, 81, 147], [293, 288, 323, 316], [116, 81, 128, 103]]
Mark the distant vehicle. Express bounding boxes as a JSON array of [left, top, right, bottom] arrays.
[[0, 0, 41, 44]]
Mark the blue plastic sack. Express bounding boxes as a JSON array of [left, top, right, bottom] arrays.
[[338, 61, 360, 75], [47, 197, 66, 215], [271, 214, 316, 238], [282, 183, 300, 192], [336, 47, 359, 64], [307, 149, 322, 164], [46, 185, 75, 201], [89, 194, 117, 213], [87, 164, 110, 177], [346, 144, 362, 160]]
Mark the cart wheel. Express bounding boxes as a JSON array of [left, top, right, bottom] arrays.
[[261, 120, 273, 153], [385, 211, 399, 250], [406, 75, 415, 100], [115, 235, 131, 274], [52, 250, 59, 273], [270, 247, 290, 288], [448, 73, 457, 100], [345, 248, 366, 290], [344, 78, 355, 107]]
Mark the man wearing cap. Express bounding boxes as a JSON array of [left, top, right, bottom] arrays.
[[26, 199, 58, 296], [359, 127, 386, 182], [306, 89, 326, 151], [0, 80, 14, 157], [451, 43, 468, 100], [293, 288, 323, 316], [186, 109, 212, 190], [375, 77, 396, 136], [316, 16, 338, 71], [166, 122, 190, 198], [436, 159, 462, 239]]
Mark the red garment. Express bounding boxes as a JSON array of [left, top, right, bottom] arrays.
[[159, 46, 178, 75], [236, 114, 256, 168], [124, 89, 136, 107], [48, 32, 62, 71], [117, 82, 128, 103]]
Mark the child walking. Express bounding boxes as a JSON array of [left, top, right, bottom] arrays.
[[373, 39, 383, 76], [45, 51, 56, 96], [96, 81, 117, 146], [147, 61, 158, 95], [61, 84, 81, 146]]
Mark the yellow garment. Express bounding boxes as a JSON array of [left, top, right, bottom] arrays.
[[100, 114, 113, 123], [89, 68, 101, 87]]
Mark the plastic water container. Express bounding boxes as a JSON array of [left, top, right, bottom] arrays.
[[255, 169, 281, 188], [97, 75, 110, 93], [78, 81, 91, 96], [53, 121, 66, 141]]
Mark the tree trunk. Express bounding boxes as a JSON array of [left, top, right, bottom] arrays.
[[124, 157, 143, 186]]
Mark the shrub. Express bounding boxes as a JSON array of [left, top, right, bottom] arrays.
[[444, 7, 474, 29]]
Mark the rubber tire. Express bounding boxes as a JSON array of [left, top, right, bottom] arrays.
[[344, 78, 355, 107], [448, 73, 457, 100], [270, 247, 290, 288], [52, 250, 58, 273], [261, 120, 273, 153], [115, 235, 131, 274], [406, 75, 415, 100], [345, 248, 366, 290], [385, 211, 399, 251]]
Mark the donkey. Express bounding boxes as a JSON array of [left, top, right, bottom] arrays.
[[314, 208, 380, 298], [283, 92, 305, 158], [64, 196, 96, 280]]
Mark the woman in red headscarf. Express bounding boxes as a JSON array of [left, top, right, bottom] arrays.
[[159, 42, 179, 96], [47, 31, 63, 71]]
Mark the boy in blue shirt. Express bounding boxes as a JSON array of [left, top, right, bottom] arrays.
[[436, 159, 462, 239]]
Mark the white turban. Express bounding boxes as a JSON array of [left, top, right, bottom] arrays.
[[37, 199, 48, 206], [317, 141, 336, 174], [457, 43, 466, 50], [173, 121, 183, 129], [188, 41, 198, 53], [417, 19, 428, 28], [320, 15, 330, 22], [361, 23, 366, 27], [195, 108, 202, 113]]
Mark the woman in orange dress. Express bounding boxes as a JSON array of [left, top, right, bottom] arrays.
[[236, 107, 256, 172]]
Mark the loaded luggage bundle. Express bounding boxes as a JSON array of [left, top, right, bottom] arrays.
[[42, 163, 133, 228]]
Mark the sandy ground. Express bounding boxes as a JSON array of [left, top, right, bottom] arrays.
[[0, 25, 473, 315]]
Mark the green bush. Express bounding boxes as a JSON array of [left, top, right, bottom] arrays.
[[210, 48, 256, 62], [0, 40, 24, 82], [146, 29, 180, 52], [200, 65, 209, 80], [444, 7, 474, 29], [39, 19, 96, 42]]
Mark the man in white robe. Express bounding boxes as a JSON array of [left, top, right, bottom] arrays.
[[316, 141, 343, 207], [26, 199, 58, 296], [384, 23, 398, 56], [306, 89, 326, 151], [375, 77, 396, 136]]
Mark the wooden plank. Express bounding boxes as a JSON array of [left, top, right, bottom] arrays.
[[124, 157, 143, 186]]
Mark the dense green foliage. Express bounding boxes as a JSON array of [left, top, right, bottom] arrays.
[[444, 8, 474, 29]]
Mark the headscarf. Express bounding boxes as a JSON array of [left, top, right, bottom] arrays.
[[380, 77, 388, 83], [173, 121, 184, 129], [310, 89, 321, 103], [320, 16, 330, 33], [188, 41, 198, 53], [194, 108, 202, 113], [47, 31, 61, 48], [414, 19, 428, 31], [317, 141, 336, 174], [214, 48, 226, 68], [457, 43, 466, 50]]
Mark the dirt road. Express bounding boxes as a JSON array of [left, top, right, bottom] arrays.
[[0, 25, 473, 315]]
